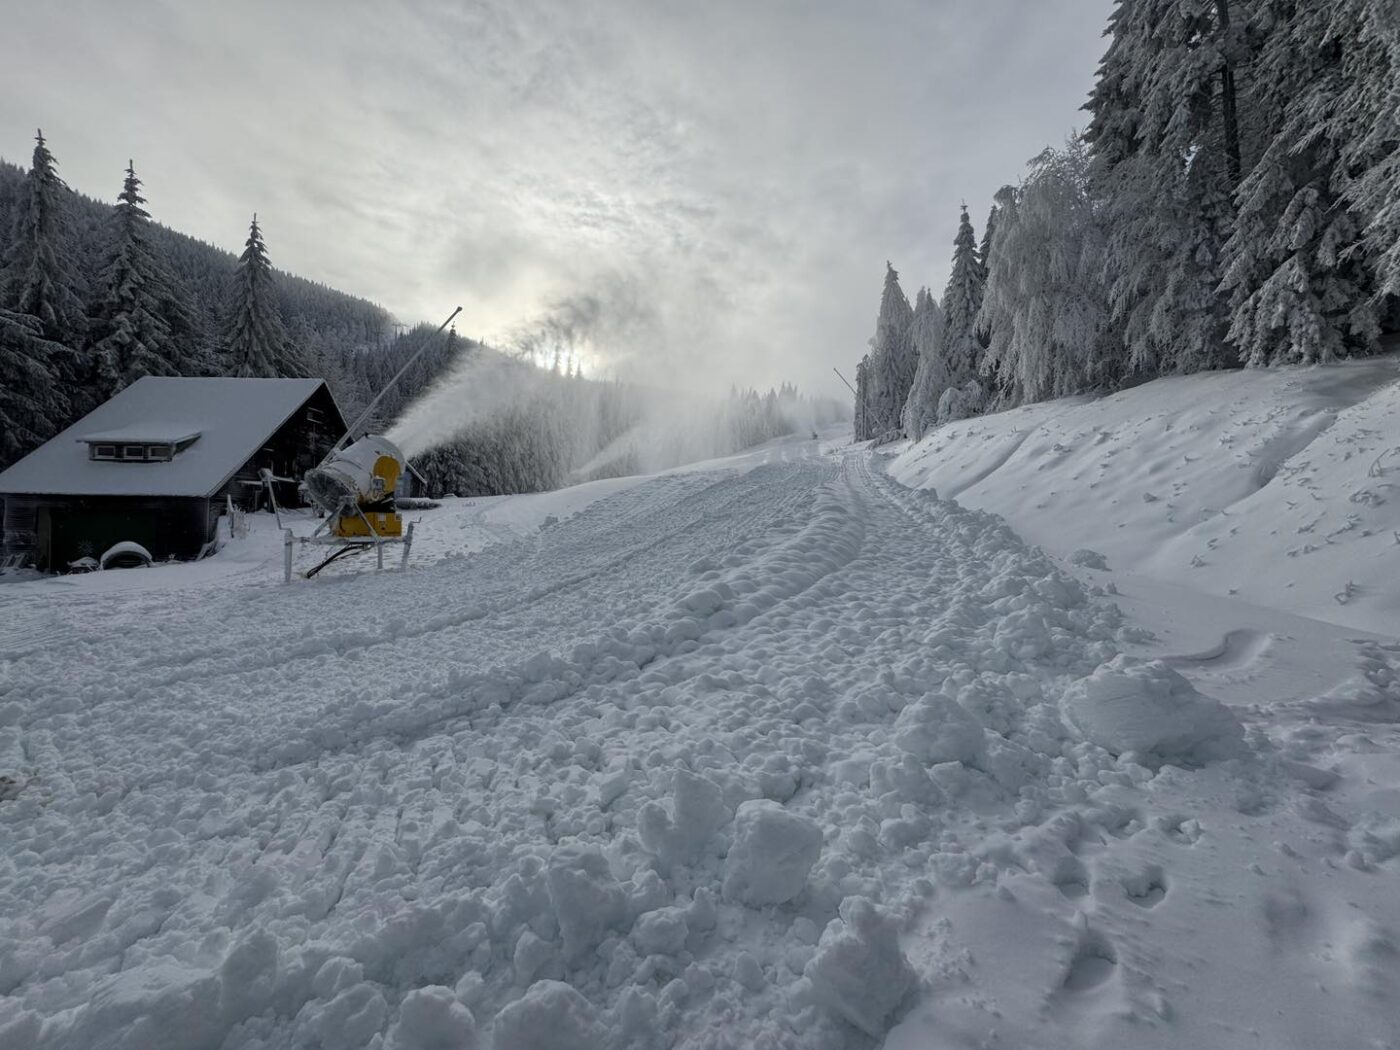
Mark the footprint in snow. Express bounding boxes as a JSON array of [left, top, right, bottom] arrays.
[[1051, 855, 1091, 901], [1056, 926, 1120, 997], [1121, 864, 1169, 908]]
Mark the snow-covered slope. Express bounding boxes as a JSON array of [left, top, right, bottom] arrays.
[[889, 354, 1400, 633], [2, 421, 1399, 1050]]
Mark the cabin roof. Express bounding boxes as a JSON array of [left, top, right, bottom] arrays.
[[0, 377, 340, 498]]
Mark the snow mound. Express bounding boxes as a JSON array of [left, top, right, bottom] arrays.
[[638, 770, 731, 869], [492, 980, 603, 1050], [386, 986, 478, 1050], [722, 800, 823, 906], [803, 897, 916, 1037], [1060, 655, 1245, 764], [888, 354, 1400, 633], [1069, 548, 1108, 570]]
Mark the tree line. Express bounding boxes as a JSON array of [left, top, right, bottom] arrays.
[[0, 133, 837, 498], [856, 0, 1399, 442], [0, 132, 392, 467]]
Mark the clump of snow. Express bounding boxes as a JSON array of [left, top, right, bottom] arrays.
[[386, 986, 478, 1050], [637, 770, 731, 869], [803, 897, 916, 1036], [1059, 656, 1244, 763], [722, 800, 823, 906], [1069, 548, 1108, 570], [544, 847, 626, 964], [893, 693, 985, 767], [491, 980, 603, 1050]]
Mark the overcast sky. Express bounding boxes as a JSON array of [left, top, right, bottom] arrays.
[[1, 0, 1111, 397]]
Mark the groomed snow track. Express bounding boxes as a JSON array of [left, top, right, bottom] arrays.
[[2, 443, 1399, 1049]]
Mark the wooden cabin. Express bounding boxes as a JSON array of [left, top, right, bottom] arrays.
[[0, 377, 346, 571]]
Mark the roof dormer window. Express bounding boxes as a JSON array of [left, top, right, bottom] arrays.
[[80, 428, 201, 463]]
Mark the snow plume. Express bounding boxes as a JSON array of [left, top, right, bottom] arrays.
[[572, 386, 844, 480], [385, 350, 560, 459]]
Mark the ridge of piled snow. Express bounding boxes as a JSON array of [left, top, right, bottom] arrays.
[[888, 354, 1400, 633]]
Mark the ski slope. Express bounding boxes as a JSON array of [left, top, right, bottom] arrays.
[[2, 409, 1400, 1049]]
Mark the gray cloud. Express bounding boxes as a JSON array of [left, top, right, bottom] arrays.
[[0, 0, 1111, 396]]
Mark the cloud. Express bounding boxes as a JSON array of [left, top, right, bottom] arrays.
[[0, 0, 1113, 396]]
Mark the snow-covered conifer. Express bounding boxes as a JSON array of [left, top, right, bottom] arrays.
[[1084, 0, 1243, 375], [0, 130, 88, 353], [900, 288, 947, 440], [0, 308, 73, 467], [1219, 0, 1384, 365], [89, 163, 183, 393], [866, 264, 915, 437], [222, 215, 308, 377], [854, 356, 870, 440], [978, 142, 1119, 404], [939, 206, 985, 417]]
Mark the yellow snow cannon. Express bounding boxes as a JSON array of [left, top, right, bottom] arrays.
[[305, 434, 406, 539]]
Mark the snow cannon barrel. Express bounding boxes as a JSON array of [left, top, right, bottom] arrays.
[[306, 435, 405, 515]]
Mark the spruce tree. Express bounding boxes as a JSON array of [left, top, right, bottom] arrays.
[[900, 288, 948, 440], [941, 206, 986, 399], [978, 204, 998, 285], [867, 263, 915, 437], [1084, 0, 1243, 375], [1219, 0, 1384, 364], [0, 308, 73, 467], [223, 215, 307, 378], [1, 130, 88, 355], [854, 356, 870, 440], [89, 163, 179, 393]]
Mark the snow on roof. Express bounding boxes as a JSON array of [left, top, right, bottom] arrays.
[[0, 377, 336, 498], [78, 425, 202, 446]]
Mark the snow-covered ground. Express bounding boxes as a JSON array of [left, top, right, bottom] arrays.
[[2, 376, 1399, 1049], [889, 353, 1400, 634]]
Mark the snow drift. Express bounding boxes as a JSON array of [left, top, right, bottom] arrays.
[[888, 353, 1400, 633]]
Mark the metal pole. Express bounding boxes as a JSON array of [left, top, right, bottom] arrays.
[[283, 530, 293, 584], [832, 367, 857, 396], [326, 305, 463, 460], [401, 522, 415, 571]]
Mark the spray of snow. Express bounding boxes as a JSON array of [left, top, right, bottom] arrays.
[[385, 351, 562, 460]]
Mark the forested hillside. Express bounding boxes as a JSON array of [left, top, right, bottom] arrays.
[[0, 141, 836, 495], [856, 0, 1400, 442]]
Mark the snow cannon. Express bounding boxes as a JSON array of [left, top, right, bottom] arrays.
[[305, 434, 405, 539]]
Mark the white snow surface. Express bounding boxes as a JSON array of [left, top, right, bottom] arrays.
[[889, 353, 1400, 633], [3, 402, 1400, 1049]]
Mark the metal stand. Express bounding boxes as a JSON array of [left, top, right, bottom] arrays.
[[283, 519, 416, 583]]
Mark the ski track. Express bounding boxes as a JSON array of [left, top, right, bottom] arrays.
[[2, 445, 1398, 1049]]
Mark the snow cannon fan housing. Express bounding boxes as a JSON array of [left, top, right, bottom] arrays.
[[305, 435, 406, 539]]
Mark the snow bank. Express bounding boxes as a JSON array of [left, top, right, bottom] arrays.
[[888, 355, 1400, 632], [1060, 656, 1245, 764]]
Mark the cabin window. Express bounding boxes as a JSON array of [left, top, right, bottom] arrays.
[[85, 434, 198, 461]]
